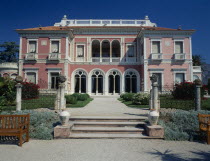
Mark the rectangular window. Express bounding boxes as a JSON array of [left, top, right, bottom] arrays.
[[27, 72, 36, 84], [51, 41, 59, 53], [152, 41, 160, 53], [29, 41, 37, 53], [77, 45, 84, 57], [50, 73, 59, 89], [175, 73, 185, 83], [127, 45, 134, 57], [175, 41, 183, 53]]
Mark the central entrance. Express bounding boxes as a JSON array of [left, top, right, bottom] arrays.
[[108, 70, 121, 94], [91, 70, 104, 95]]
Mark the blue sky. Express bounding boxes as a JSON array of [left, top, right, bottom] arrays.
[[0, 0, 210, 63]]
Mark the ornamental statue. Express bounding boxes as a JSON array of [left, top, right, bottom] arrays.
[[150, 74, 158, 83], [58, 75, 67, 83], [15, 76, 23, 83]]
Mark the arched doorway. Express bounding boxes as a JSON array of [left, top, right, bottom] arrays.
[[108, 70, 121, 95], [74, 70, 87, 93], [125, 70, 138, 93], [91, 70, 104, 95]]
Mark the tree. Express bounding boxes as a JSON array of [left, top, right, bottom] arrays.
[[192, 54, 205, 66], [0, 42, 19, 63]]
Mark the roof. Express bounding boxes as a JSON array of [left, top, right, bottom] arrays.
[[16, 26, 195, 32]]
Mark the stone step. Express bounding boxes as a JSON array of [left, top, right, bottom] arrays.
[[73, 121, 146, 127], [70, 116, 147, 122], [69, 133, 161, 139], [71, 126, 144, 134]]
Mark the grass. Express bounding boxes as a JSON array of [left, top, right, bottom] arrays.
[[66, 98, 93, 108], [118, 98, 149, 108], [118, 96, 210, 111]]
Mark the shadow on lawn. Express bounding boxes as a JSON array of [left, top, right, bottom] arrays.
[[147, 149, 210, 161]]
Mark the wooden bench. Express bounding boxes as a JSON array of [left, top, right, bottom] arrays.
[[0, 114, 30, 146], [198, 113, 210, 144]]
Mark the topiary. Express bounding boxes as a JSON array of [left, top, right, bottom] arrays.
[[65, 95, 77, 104], [71, 93, 81, 100], [132, 93, 150, 105], [78, 94, 88, 101], [121, 93, 135, 101]]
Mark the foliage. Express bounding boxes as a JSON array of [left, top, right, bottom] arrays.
[[66, 98, 93, 108], [172, 81, 206, 100], [0, 110, 60, 140], [208, 78, 210, 95], [21, 81, 40, 99], [71, 93, 90, 101], [132, 93, 150, 105], [0, 42, 19, 62], [159, 109, 210, 141], [120, 93, 135, 101], [118, 98, 149, 108], [192, 54, 204, 66], [0, 77, 16, 105], [65, 95, 77, 104]]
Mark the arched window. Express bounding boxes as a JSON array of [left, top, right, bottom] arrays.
[[112, 40, 120, 57], [92, 40, 100, 57], [102, 40, 110, 57], [108, 70, 121, 94], [125, 71, 137, 93], [75, 70, 87, 93], [91, 70, 104, 94]]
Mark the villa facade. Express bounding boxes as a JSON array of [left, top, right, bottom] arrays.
[[16, 15, 201, 95]]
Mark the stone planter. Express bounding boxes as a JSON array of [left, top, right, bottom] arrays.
[[148, 109, 159, 126], [59, 111, 70, 126]]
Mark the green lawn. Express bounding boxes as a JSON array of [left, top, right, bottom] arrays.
[[118, 98, 149, 108], [118, 97, 210, 111], [66, 98, 93, 108]]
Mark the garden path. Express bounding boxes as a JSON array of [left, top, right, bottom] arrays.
[[67, 97, 149, 117]]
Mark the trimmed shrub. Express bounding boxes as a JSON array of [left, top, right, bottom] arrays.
[[120, 93, 135, 101], [132, 93, 150, 105], [0, 110, 60, 140], [65, 95, 77, 104], [22, 81, 40, 99], [71, 93, 80, 100], [172, 81, 205, 100], [78, 94, 88, 101], [159, 109, 210, 141]]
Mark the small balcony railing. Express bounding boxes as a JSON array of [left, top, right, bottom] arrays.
[[25, 53, 37, 61], [91, 57, 121, 63], [151, 53, 162, 61], [174, 53, 186, 61], [48, 53, 60, 61], [193, 66, 202, 73]]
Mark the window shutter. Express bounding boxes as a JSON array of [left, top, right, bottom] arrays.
[[152, 41, 160, 53], [77, 45, 84, 57], [51, 41, 59, 53], [29, 41, 36, 53]]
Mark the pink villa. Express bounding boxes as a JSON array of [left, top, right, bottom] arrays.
[[16, 15, 202, 95]]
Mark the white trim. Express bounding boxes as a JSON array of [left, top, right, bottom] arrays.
[[172, 70, 187, 84], [27, 39, 38, 53], [150, 39, 162, 54], [24, 68, 39, 84], [49, 39, 61, 53], [173, 39, 185, 54]]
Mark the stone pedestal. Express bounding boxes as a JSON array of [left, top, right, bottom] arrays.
[[145, 125, 164, 138], [54, 124, 72, 139], [15, 83, 22, 111]]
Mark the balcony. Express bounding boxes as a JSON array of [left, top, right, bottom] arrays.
[[174, 53, 186, 61], [91, 57, 121, 63], [193, 66, 202, 73], [48, 53, 60, 61], [25, 53, 37, 61], [151, 53, 162, 61], [0, 63, 18, 69]]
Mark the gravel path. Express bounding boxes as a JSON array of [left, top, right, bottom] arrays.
[[67, 97, 148, 117], [0, 139, 210, 161]]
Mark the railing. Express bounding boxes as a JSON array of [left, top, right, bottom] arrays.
[[102, 58, 110, 62], [25, 53, 37, 61], [151, 53, 162, 60], [193, 66, 202, 73], [48, 53, 60, 61], [92, 57, 100, 62], [112, 57, 121, 62], [91, 57, 122, 63], [174, 53, 186, 61], [76, 57, 85, 62], [0, 63, 18, 69]]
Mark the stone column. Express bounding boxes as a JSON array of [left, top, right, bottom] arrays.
[[194, 79, 202, 111], [59, 83, 66, 111], [15, 76, 23, 111], [150, 75, 160, 111]]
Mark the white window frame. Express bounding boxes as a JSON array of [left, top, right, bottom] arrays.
[[150, 39, 162, 54], [50, 39, 61, 53], [173, 39, 185, 54], [27, 39, 38, 53], [126, 43, 136, 57], [172, 69, 187, 84], [76, 44, 86, 58], [47, 68, 61, 89], [24, 68, 39, 84]]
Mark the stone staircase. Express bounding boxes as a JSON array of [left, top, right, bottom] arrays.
[[68, 116, 161, 139]]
